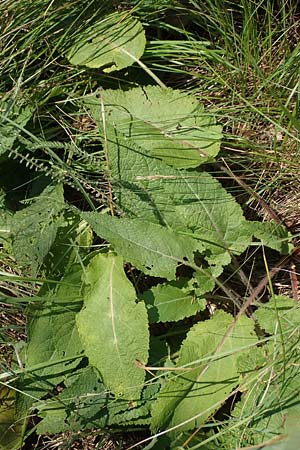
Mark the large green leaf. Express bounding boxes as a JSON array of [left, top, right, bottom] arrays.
[[76, 252, 149, 399], [81, 213, 201, 280], [81, 128, 252, 270], [67, 12, 146, 71], [85, 86, 222, 168], [8, 184, 65, 275], [141, 280, 206, 323], [16, 265, 84, 418], [85, 88, 290, 272], [151, 311, 256, 432]]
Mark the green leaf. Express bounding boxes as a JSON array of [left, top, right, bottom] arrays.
[[16, 265, 84, 417], [43, 211, 93, 277], [86, 86, 222, 168], [246, 221, 291, 254], [85, 88, 289, 274], [151, 311, 256, 432], [256, 295, 300, 336], [76, 252, 149, 399], [220, 298, 300, 449], [108, 383, 159, 426], [36, 366, 108, 435], [228, 348, 300, 449], [9, 184, 65, 275], [263, 415, 300, 450], [187, 270, 218, 298], [81, 213, 201, 280], [141, 280, 206, 323], [81, 114, 260, 271], [67, 12, 146, 71]]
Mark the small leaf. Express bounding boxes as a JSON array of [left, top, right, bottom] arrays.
[[187, 270, 218, 298], [67, 13, 146, 72], [81, 213, 201, 280], [0, 100, 33, 156], [256, 295, 300, 336], [36, 366, 108, 435], [246, 221, 291, 254], [108, 383, 159, 426], [76, 252, 149, 398], [43, 211, 93, 277], [141, 280, 205, 323], [9, 184, 65, 275], [151, 311, 256, 432]]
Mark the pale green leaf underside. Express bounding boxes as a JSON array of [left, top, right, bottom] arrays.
[[67, 13, 146, 72], [86, 86, 222, 168], [151, 311, 256, 432], [141, 280, 206, 323], [81, 213, 201, 280], [76, 252, 149, 399]]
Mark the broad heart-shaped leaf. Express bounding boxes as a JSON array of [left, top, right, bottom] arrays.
[[67, 12, 146, 72], [9, 184, 65, 275], [36, 366, 108, 435], [81, 213, 202, 280], [16, 265, 84, 419], [76, 252, 149, 399], [151, 311, 256, 432], [141, 280, 206, 323], [85, 86, 222, 168]]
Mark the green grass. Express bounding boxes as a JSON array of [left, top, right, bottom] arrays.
[[1, 1, 300, 449]]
